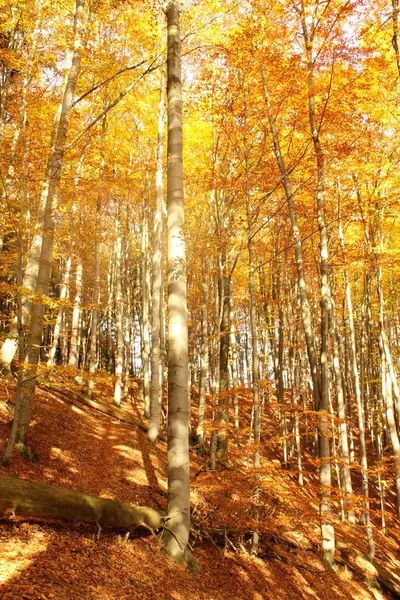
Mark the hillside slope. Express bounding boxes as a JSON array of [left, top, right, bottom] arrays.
[[0, 373, 399, 600]]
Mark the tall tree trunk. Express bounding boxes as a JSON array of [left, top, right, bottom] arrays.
[[68, 259, 83, 368], [272, 247, 287, 465], [88, 116, 106, 398], [242, 80, 260, 556], [142, 199, 151, 418], [106, 255, 114, 372], [216, 263, 230, 459], [334, 186, 356, 523], [377, 264, 400, 519], [113, 214, 124, 407], [0, 8, 74, 372], [339, 201, 374, 556], [229, 287, 240, 444], [47, 254, 72, 367], [2, 0, 85, 465], [161, 1, 198, 573], [300, 5, 334, 565], [261, 67, 321, 410], [197, 259, 209, 446], [209, 268, 220, 470], [148, 77, 165, 443]]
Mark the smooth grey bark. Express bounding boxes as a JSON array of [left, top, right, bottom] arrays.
[[113, 214, 124, 407], [377, 264, 400, 520], [334, 188, 356, 523], [342, 185, 374, 555], [0, 475, 164, 531], [149, 78, 165, 443], [207, 186, 235, 459], [106, 254, 115, 372], [47, 254, 72, 366], [377, 273, 400, 432], [142, 199, 151, 418], [272, 246, 287, 465], [242, 80, 260, 556], [331, 295, 354, 520], [0, 10, 73, 371], [2, 0, 85, 465], [209, 268, 220, 470], [197, 259, 209, 446], [216, 261, 230, 459], [161, 1, 198, 573], [88, 116, 106, 398], [291, 345, 304, 486], [300, 5, 334, 565], [229, 288, 240, 444], [68, 259, 83, 367], [345, 270, 375, 560], [376, 362, 387, 531], [67, 150, 86, 368]]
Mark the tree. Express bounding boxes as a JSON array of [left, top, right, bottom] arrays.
[[2, 0, 86, 464], [161, 0, 199, 573], [0, 475, 164, 532], [148, 76, 166, 443]]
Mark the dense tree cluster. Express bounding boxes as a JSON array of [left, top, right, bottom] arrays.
[[1, 0, 400, 566]]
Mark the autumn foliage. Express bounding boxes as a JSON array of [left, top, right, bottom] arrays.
[[1, 0, 400, 596]]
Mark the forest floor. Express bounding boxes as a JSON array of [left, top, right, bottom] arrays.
[[0, 370, 400, 599]]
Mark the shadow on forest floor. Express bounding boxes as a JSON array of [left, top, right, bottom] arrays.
[[0, 373, 399, 599]]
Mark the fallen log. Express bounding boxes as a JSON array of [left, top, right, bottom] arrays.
[[0, 476, 164, 532]]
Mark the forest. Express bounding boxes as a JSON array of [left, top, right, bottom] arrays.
[[1, 0, 400, 598]]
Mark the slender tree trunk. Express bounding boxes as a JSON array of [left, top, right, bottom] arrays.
[[113, 215, 124, 407], [88, 116, 106, 398], [334, 186, 355, 522], [161, 1, 198, 573], [210, 268, 220, 470], [47, 255, 72, 366], [339, 214, 374, 556], [229, 288, 240, 444], [261, 67, 320, 410], [197, 259, 209, 446], [376, 370, 386, 531], [68, 259, 83, 368], [216, 264, 230, 459], [377, 264, 400, 519], [0, 8, 74, 372], [242, 80, 260, 556], [332, 304, 354, 520], [273, 250, 287, 464], [3, 0, 85, 464], [300, 6, 335, 564], [106, 255, 114, 372], [142, 199, 151, 418], [149, 78, 165, 443]]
